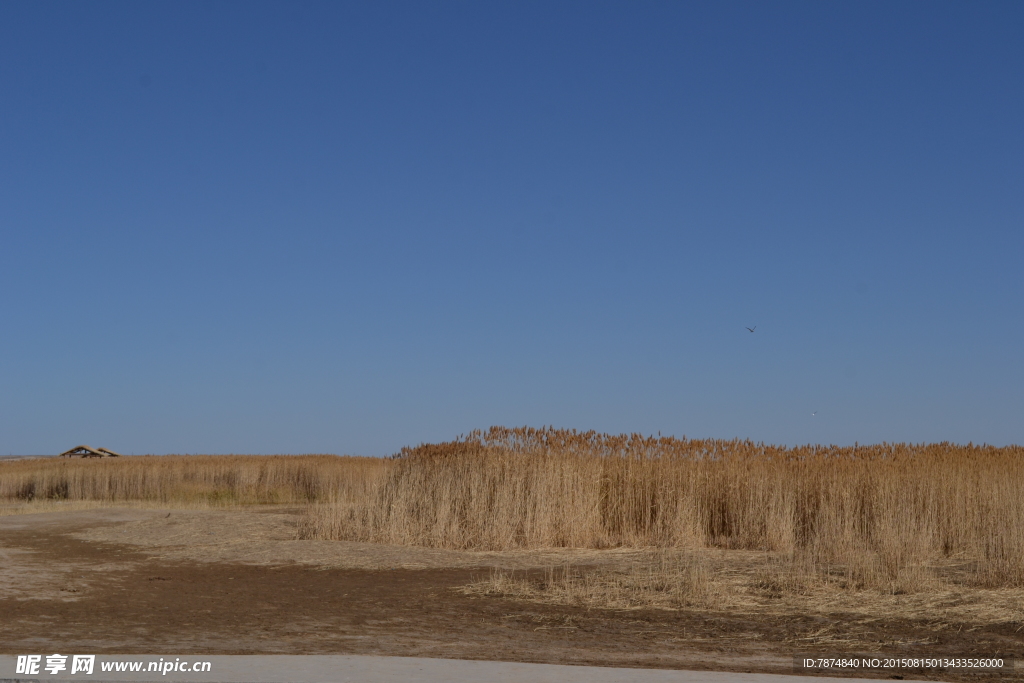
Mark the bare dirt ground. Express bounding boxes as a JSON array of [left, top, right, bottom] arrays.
[[0, 507, 1021, 680]]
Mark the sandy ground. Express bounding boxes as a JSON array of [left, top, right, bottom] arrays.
[[0, 654, 921, 683], [0, 507, 1021, 680]]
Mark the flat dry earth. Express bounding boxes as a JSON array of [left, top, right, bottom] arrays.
[[0, 506, 1021, 681]]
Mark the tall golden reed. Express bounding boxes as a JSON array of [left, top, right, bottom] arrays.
[[0, 455, 389, 506], [302, 427, 1024, 588], [5, 431, 1022, 589]]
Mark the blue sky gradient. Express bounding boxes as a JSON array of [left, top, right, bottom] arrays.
[[2, 2, 1022, 455]]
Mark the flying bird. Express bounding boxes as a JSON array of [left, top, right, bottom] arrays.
[[746, 326, 756, 333], [812, 411, 818, 417]]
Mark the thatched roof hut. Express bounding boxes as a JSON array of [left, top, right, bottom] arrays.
[[59, 445, 122, 458]]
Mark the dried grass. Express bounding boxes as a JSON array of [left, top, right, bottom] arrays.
[[465, 550, 713, 610], [7, 428, 1023, 604], [462, 547, 1024, 622], [0, 455, 389, 506], [303, 427, 1024, 591]]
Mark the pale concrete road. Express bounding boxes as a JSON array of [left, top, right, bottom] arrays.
[[0, 655, 901, 683]]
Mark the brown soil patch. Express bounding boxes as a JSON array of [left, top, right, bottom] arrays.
[[0, 509, 1021, 680]]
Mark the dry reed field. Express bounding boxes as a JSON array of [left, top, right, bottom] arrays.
[[0, 455, 389, 507], [5, 430, 1023, 607], [302, 427, 1024, 595], [4, 440, 1022, 672]]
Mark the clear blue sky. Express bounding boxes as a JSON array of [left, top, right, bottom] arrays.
[[2, 2, 1021, 455]]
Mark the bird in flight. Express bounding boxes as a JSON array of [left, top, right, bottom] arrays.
[[746, 326, 756, 333], [812, 411, 818, 417]]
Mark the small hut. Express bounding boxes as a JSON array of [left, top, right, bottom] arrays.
[[59, 445, 122, 458]]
